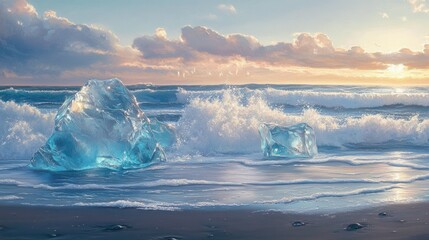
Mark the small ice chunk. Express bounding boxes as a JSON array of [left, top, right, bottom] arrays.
[[258, 123, 318, 158], [149, 118, 176, 148], [31, 79, 165, 171]]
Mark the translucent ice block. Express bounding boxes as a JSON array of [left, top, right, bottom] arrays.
[[258, 123, 318, 158], [31, 79, 165, 171]]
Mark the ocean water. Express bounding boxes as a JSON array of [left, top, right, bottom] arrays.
[[1, 84, 429, 213]]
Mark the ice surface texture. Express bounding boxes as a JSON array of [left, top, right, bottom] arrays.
[[149, 118, 176, 148], [259, 123, 318, 158], [31, 79, 166, 171]]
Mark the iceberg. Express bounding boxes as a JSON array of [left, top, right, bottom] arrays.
[[149, 118, 176, 148], [258, 123, 318, 158], [30, 79, 166, 171]]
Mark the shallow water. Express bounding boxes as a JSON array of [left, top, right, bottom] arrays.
[[1, 84, 429, 213]]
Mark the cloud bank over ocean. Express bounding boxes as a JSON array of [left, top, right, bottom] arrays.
[[2, 0, 429, 85]]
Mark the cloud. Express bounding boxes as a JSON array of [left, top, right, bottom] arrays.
[[409, 0, 429, 13], [381, 12, 389, 19], [132, 28, 195, 60], [2, 0, 429, 85], [0, 0, 122, 77], [132, 26, 429, 72], [181, 26, 261, 56], [217, 4, 237, 14], [132, 26, 385, 70]]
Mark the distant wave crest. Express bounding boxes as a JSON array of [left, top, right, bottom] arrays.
[[0, 101, 54, 160], [177, 88, 429, 108]]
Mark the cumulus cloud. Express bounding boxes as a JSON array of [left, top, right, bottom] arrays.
[[133, 26, 386, 70], [217, 4, 237, 14], [0, 0, 122, 77], [181, 26, 260, 56], [2, 0, 429, 85], [132, 28, 195, 60], [131, 25, 429, 71]]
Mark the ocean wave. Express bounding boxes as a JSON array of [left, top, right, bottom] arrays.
[[0, 195, 22, 200], [0, 100, 54, 160], [72, 185, 397, 210], [73, 199, 242, 210], [176, 91, 429, 154], [225, 157, 429, 171], [0, 178, 240, 190], [257, 185, 398, 204], [0, 88, 76, 94], [128, 179, 240, 187], [3, 94, 429, 160], [177, 88, 429, 108], [5, 172, 429, 191], [132, 89, 178, 103], [0, 88, 76, 105], [74, 199, 180, 211]]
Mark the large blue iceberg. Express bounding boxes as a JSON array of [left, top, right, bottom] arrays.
[[31, 79, 168, 171], [258, 123, 318, 158], [149, 118, 176, 148]]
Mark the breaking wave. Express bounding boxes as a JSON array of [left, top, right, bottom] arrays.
[[4, 174, 429, 190], [177, 88, 429, 108], [176, 91, 429, 154], [0, 101, 54, 160], [2, 90, 429, 159], [73, 185, 397, 210]]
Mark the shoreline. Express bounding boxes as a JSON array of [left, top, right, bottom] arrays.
[[1, 202, 429, 239]]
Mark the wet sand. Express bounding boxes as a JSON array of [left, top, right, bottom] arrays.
[[1, 202, 429, 239]]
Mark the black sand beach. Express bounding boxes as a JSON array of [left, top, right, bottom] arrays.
[[1, 202, 429, 239]]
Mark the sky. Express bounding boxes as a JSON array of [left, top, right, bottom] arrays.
[[1, 0, 429, 85]]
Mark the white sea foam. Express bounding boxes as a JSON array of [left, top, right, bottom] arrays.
[[74, 199, 242, 210], [227, 157, 429, 171], [0, 178, 240, 190], [177, 88, 429, 108], [2, 89, 429, 159], [73, 186, 397, 210], [129, 179, 240, 187], [5, 172, 429, 191], [0, 88, 76, 94], [0, 100, 54, 160], [258, 185, 398, 204], [0, 195, 22, 200], [74, 199, 180, 211], [176, 90, 429, 154]]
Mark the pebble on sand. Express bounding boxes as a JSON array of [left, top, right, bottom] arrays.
[[378, 212, 388, 217], [159, 236, 183, 240], [292, 221, 306, 227], [346, 223, 364, 231], [103, 224, 130, 231]]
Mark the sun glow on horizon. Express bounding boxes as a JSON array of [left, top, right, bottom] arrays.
[[386, 64, 407, 78]]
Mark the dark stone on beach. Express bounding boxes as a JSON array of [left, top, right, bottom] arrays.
[[104, 224, 130, 231], [292, 221, 306, 227], [47, 233, 62, 238], [346, 223, 364, 231], [378, 212, 388, 217], [158, 236, 183, 240]]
